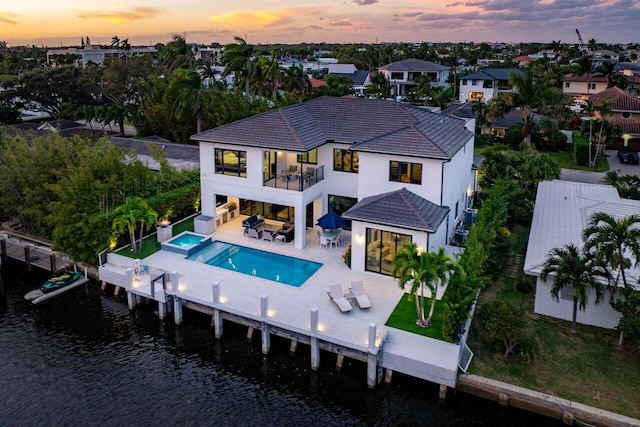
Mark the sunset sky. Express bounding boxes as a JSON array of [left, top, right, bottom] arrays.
[[2, 0, 639, 47]]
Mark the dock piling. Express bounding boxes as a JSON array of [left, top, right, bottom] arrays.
[[260, 295, 270, 355], [310, 308, 320, 370], [24, 246, 31, 271], [174, 297, 183, 325]]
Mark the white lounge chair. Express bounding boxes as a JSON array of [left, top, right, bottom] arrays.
[[246, 228, 261, 239], [349, 281, 372, 309], [328, 284, 353, 312]]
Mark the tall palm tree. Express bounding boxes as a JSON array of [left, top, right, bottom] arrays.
[[392, 243, 435, 326], [168, 68, 215, 133], [425, 247, 458, 327], [160, 35, 194, 73], [540, 244, 609, 334], [112, 197, 157, 253], [280, 64, 310, 98], [222, 37, 255, 98], [584, 213, 640, 302], [257, 51, 282, 99], [471, 100, 488, 134]]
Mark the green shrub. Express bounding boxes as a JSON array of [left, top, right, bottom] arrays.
[[573, 131, 590, 166], [516, 335, 538, 363]]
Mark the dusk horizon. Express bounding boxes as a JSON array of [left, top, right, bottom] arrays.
[[2, 1, 639, 48]]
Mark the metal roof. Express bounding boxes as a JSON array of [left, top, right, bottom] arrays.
[[342, 188, 449, 232], [523, 180, 640, 286], [192, 97, 472, 160]]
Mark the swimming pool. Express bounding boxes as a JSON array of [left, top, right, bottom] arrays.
[[161, 231, 212, 256], [187, 241, 322, 287]]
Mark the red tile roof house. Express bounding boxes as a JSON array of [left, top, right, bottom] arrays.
[[589, 86, 640, 149], [191, 96, 476, 276]]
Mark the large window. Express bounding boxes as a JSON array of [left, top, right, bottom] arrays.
[[328, 195, 357, 230], [365, 229, 412, 275], [334, 149, 359, 173], [297, 149, 317, 164], [391, 72, 404, 80], [239, 199, 293, 222], [215, 149, 247, 177], [389, 161, 422, 184]]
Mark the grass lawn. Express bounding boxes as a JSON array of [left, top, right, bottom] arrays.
[[545, 150, 610, 172], [467, 225, 640, 419], [115, 217, 195, 259], [385, 293, 445, 341]]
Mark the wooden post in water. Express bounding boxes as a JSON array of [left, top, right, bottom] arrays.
[[212, 282, 223, 338], [158, 295, 167, 320], [310, 308, 320, 370], [24, 246, 31, 271], [260, 295, 270, 355], [439, 385, 448, 404], [49, 254, 56, 273], [127, 291, 136, 310], [367, 323, 377, 389]]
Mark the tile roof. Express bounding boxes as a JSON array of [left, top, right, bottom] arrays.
[[589, 86, 640, 112], [607, 118, 640, 135], [462, 68, 524, 81], [378, 58, 449, 72], [331, 70, 370, 86], [562, 73, 608, 83], [193, 97, 472, 159], [523, 180, 640, 287], [109, 136, 200, 167], [342, 188, 449, 232]]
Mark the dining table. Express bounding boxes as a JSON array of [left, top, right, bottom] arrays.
[[321, 230, 342, 247]]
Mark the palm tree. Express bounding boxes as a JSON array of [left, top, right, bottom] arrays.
[[110, 36, 120, 48], [471, 100, 488, 134], [280, 64, 311, 98], [112, 197, 158, 253], [425, 248, 458, 327], [392, 243, 435, 326], [160, 35, 194, 73], [583, 213, 640, 302], [540, 244, 609, 334], [168, 68, 215, 133], [257, 51, 282, 99], [222, 37, 255, 98]]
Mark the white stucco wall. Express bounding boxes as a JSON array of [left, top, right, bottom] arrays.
[[534, 277, 622, 329], [458, 82, 495, 103], [441, 138, 475, 240]]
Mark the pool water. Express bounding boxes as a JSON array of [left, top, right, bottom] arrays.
[[187, 241, 322, 287], [169, 233, 204, 247], [161, 231, 212, 256]]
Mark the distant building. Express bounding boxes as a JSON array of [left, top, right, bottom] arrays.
[[458, 68, 524, 103], [47, 45, 157, 67], [327, 64, 371, 96], [377, 58, 450, 98], [562, 73, 609, 98]]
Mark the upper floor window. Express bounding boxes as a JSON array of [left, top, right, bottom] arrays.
[[462, 79, 468, 85], [389, 161, 422, 184], [472, 80, 478, 86], [334, 149, 359, 173], [588, 83, 596, 90], [390, 72, 404, 80], [297, 149, 317, 164], [215, 148, 247, 177], [622, 112, 631, 119], [565, 82, 571, 88]]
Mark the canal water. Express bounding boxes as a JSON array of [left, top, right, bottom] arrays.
[[0, 263, 561, 426]]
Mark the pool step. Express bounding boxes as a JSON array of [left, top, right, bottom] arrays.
[[206, 244, 240, 266]]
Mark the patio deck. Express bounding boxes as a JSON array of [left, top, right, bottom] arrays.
[[98, 215, 463, 388]]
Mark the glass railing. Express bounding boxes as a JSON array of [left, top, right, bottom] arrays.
[[263, 165, 325, 191]]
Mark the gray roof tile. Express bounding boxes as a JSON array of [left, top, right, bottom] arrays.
[[193, 97, 472, 159], [378, 58, 449, 72], [342, 188, 449, 232]]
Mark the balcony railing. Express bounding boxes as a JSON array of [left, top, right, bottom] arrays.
[[263, 165, 325, 191]]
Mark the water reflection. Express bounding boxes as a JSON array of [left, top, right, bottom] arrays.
[[0, 263, 559, 426]]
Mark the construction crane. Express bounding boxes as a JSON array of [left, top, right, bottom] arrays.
[[575, 29, 587, 53]]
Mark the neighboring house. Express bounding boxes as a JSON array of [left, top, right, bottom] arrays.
[[562, 73, 609, 97], [377, 58, 450, 97], [109, 136, 200, 171], [589, 86, 640, 149], [524, 180, 640, 329], [489, 109, 545, 138], [513, 55, 535, 68], [327, 63, 371, 96], [591, 49, 620, 69], [47, 45, 157, 67], [192, 97, 475, 276], [458, 68, 524, 103]]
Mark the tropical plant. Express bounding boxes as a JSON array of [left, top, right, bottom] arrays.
[[167, 69, 215, 134], [392, 244, 457, 327], [540, 244, 609, 334], [222, 37, 255, 98], [112, 197, 158, 253], [478, 299, 531, 357], [611, 284, 640, 346], [583, 213, 640, 301]]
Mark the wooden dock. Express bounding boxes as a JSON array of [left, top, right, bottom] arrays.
[[0, 229, 73, 273]]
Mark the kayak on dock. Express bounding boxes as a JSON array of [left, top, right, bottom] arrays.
[[24, 271, 88, 304]]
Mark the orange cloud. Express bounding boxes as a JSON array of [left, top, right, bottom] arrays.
[[209, 11, 296, 28], [0, 13, 19, 25], [78, 7, 161, 24]]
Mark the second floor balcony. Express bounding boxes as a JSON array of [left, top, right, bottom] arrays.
[[263, 165, 325, 191]]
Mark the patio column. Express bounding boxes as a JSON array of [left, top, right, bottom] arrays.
[[293, 200, 306, 249]]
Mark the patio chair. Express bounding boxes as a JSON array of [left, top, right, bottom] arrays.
[[247, 228, 261, 239], [327, 284, 353, 313], [349, 281, 372, 309]]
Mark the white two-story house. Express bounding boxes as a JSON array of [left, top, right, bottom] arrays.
[[192, 97, 475, 276], [377, 58, 450, 98], [458, 68, 524, 103]]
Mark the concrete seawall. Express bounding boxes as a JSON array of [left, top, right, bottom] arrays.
[[456, 374, 640, 426]]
